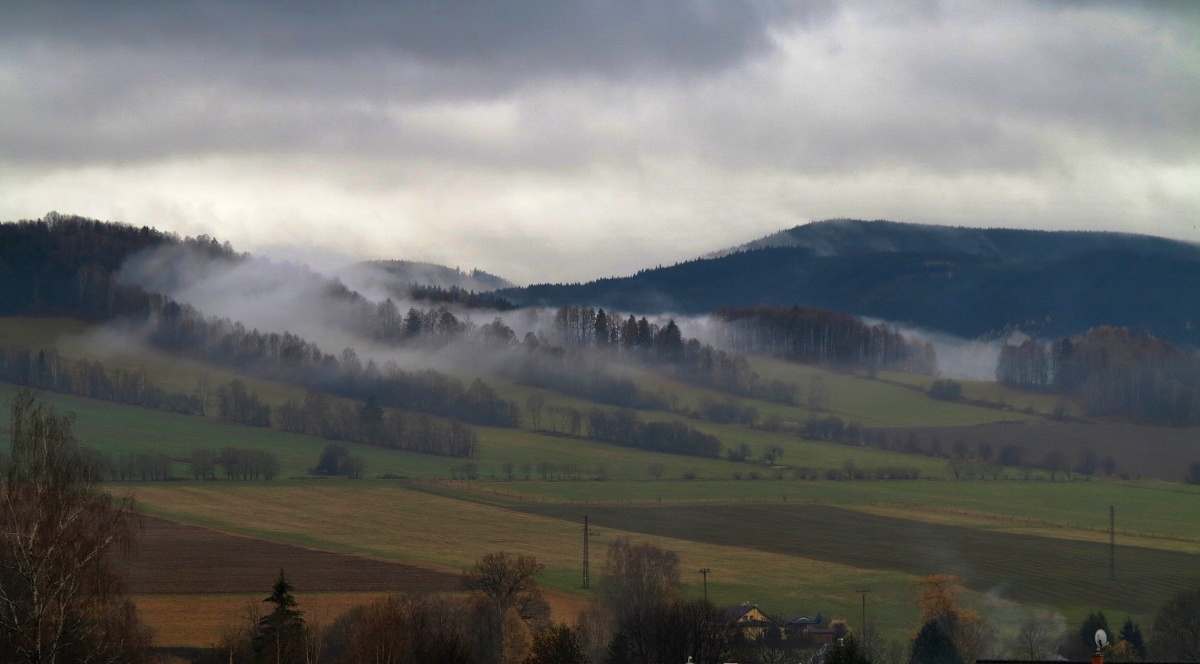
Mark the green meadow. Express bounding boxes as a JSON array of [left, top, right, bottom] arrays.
[[2, 315, 1198, 644]]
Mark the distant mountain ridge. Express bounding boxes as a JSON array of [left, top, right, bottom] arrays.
[[709, 219, 1200, 262], [498, 220, 1200, 345]]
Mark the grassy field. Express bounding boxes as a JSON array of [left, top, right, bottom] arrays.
[[454, 478, 1200, 543], [4, 316, 1199, 651], [520, 502, 1200, 618], [0, 383, 459, 478], [0, 380, 957, 482], [746, 356, 1043, 426], [127, 478, 1200, 642], [129, 482, 938, 637]]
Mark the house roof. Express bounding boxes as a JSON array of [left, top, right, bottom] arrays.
[[722, 603, 774, 627]]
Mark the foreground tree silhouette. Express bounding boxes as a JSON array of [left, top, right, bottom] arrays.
[[0, 389, 151, 663], [1152, 588, 1200, 661], [463, 552, 549, 664], [525, 623, 589, 664], [910, 620, 963, 664], [255, 570, 306, 664]]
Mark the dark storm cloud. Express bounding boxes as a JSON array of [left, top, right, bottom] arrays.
[[0, 0, 1197, 283], [0, 0, 831, 166], [1, 1, 825, 78]]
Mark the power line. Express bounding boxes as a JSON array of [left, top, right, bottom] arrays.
[[856, 589, 871, 635], [582, 515, 591, 589], [1110, 505, 1115, 581]]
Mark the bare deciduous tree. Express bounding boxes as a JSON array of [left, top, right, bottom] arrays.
[[0, 389, 151, 663], [1152, 588, 1200, 661], [462, 552, 546, 619], [1012, 616, 1057, 660]]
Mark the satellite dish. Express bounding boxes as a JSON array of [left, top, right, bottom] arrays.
[[1095, 629, 1108, 649]]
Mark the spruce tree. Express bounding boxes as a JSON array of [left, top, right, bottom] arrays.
[[1119, 617, 1146, 659], [255, 570, 305, 664], [1080, 612, 1109, 652], [910, 620, 963, 664]]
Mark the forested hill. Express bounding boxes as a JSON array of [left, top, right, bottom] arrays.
[[710, 219, 1200, 262], [348, 260, 513, 292], [498, 221, 1200, 345]]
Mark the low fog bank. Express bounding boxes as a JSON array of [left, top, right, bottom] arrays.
[[113, 242, 532, 375], [113, 241, 1017, 385], [894, 326, 1004, 382]]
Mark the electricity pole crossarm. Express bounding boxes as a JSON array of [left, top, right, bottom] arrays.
[[856, 589, 871, 635]]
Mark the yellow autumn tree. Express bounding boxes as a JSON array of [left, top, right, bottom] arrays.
[[911, 575, 992, 662]]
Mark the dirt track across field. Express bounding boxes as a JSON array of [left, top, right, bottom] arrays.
[[114, 515, 460, 595]]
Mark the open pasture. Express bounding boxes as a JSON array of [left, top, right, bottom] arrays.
[[878, 370, 1073, 417], [521, 502, 1200, 618], [469, 478, 1200, 544], [129, 483, 938, 636], [0, 316, 309, 406], [0, 379, 953, 482], [746, 356, 1037, 426], [0, 383, 455, 478]]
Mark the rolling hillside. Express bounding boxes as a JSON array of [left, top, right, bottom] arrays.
[[499, 220, 1200, 344]]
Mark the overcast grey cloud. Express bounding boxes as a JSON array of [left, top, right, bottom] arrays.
[[0, 0, 1196, 283]]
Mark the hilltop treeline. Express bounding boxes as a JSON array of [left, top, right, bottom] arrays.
[[0, 212, 236, 319], [525, 305, 799, 404], [409, 284, 516, 310], [997, 327, 1200, 424], [714, 305, 938, 373]]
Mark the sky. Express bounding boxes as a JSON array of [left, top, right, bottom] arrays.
[[1, 1, 1197, 284]]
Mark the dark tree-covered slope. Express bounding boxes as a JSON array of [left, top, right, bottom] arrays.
[[499, 221, 1200, 345]]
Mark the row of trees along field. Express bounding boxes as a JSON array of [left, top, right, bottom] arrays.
[[0, 217, 520, 430], [150, 302, 521, 427], [84, 446, 284, 482], [997, 326, 1200, 424], [714, 305, 939, 373], [0, 344, 204, 414], [527, 401, 723, 458], [278, 391, 478, 458], [0, 340, 482, 459]]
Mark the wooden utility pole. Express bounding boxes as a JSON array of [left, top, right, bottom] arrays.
[[1110, 506, 1115, 581], [856, 589, 871, 635], [582, 516, 591, 589]]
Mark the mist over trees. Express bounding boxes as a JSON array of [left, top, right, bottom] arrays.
[[997, 327, 1200, 424], [149, 302, 520, 427], [506, 305, 800, 406], [715, 306, 938, 374], [0, 213, 237, 320]]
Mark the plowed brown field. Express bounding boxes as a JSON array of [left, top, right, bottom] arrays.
[[115, 516, 460, 594]]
